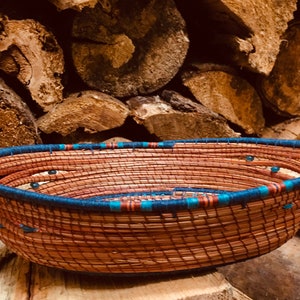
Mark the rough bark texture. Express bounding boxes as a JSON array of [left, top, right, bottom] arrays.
[[182, 64, 265, 135], [259, 22, 300, 116], [48, 0, 97, 11], [193, 0, 297, 75], [127, 91, 239, 140], [0, 16, 64, 112], [37, 90, 129, 136], [0, 78, 41, 147], [71, 0, 189, 97]]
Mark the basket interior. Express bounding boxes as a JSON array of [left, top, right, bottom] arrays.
[[0, 142, 300, 204]]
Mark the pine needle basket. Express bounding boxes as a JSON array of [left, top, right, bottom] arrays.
[[1, 137, 300, 275]]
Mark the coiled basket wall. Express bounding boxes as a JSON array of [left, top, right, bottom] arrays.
[[0, 138, 300, 274]]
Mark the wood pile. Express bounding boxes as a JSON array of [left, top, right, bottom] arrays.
[[1, 2, 300, 299], [0, 0, 299, 146]]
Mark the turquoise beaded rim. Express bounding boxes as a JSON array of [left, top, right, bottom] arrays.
[[1, 137, 300, 212]]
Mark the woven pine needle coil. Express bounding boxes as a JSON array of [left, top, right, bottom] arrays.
[[1, 138, 300, 274]]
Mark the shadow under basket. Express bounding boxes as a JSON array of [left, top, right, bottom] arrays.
[[1, 138, 300, 274]]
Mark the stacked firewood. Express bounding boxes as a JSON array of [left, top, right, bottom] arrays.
[[0, 0, 299, 146]]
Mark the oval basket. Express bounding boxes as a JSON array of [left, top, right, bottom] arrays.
[[1, 138, 300, 274]]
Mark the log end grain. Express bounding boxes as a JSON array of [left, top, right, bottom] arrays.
[[127, 93, 239, 140], [0, 17, 64, 112], [37, 90, 129, 136], [71, 0, 189, 97], [182, 64, 265, 135], [234, 0, 297, 74]]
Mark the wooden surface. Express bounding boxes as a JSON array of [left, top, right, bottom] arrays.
[[0, 16, 64, 112], [37, 90, 129, 136], [0, 78, 41, 147], [0, 241, 250, 300], [2, 237, 300, 299], [260, 22, 300, 116], [182, 63, 265, 135], [71, 0, 189, 98], [189, 0, 296, 75], [127, 92, 239, 140], [2, 238, 300, 299], [219, 235, 300, 300]]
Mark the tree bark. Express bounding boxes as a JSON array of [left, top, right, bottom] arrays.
[[182, 63, 265, 135], [127, 91, 239, 140], [0, 78, 41, 147], [37, 90, 129, 136], [0, 16, 64, 112], [71, 0, 189, 97]]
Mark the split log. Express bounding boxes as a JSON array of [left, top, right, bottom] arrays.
[[127, 91, 239, 141], [261, 117, 300, 140], [259, 22, 300, 116], [212, 0, 296, 74], [103, 137, 131, 143], [48, 0, 97, 11], [180, 0, 296, 75], [0, 78, 41, 147], [182, 64, 265, 135], [37, 90, 129, 136], [0, 16, 64, 112], [71, 0, 189, 97]]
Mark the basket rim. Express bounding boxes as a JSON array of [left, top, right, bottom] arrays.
[[1, 137, 300, 212], [1, 137, 300, 157]]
